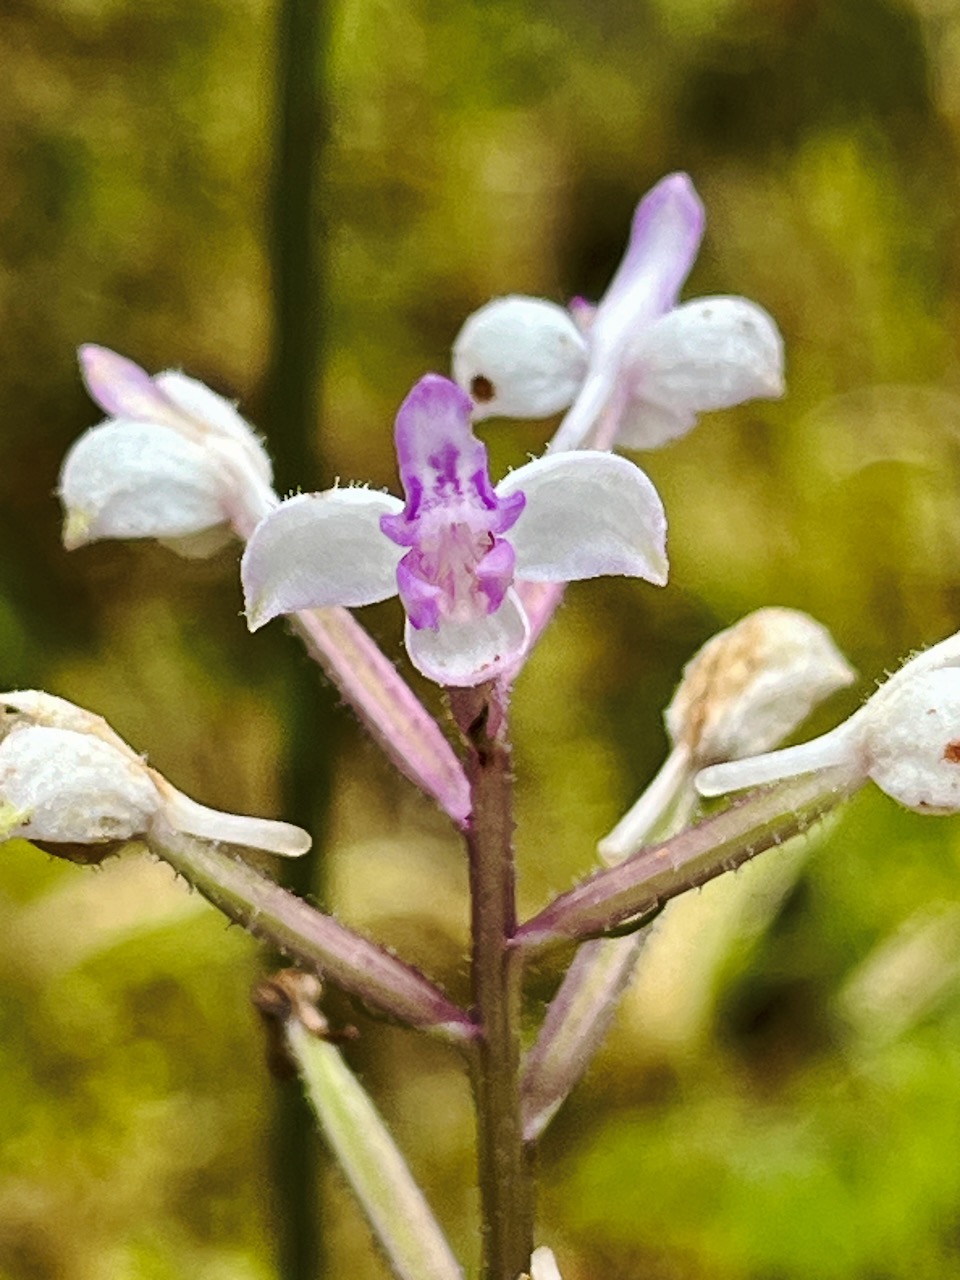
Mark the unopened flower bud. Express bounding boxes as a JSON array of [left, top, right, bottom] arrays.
[[60, 345, 276, 555], [599, 608, 853, 862], [666, 607, 856, 766], [0, 690, 309, 858], [452, 296, 588, 421], [697, 630, 960, 816]]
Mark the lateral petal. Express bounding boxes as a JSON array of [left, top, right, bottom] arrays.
[[242, 488, 404, 629], [404, 591, 530, 687], [498, 452, 668, 585], [622, 295, 785, 446]]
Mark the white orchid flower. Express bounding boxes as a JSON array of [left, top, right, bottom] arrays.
[[453, 172, 784, 453], [241, 373, 668, 687], [59, 345, 276, 555]]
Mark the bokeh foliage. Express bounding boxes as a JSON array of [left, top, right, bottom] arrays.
[[1, 0, 960, 1276]]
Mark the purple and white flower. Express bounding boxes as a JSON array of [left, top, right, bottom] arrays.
[[60, 345, 276, 555], [242, 373, 668, 687], [696, 631, 960, 815], [452, 172, 784, 453]]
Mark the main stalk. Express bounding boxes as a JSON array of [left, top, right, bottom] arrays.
[[451, 686, 533, 1280]]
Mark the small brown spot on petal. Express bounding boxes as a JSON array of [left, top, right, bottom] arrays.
[[471, 374, 495, 403], [943, 741, 960, 763]]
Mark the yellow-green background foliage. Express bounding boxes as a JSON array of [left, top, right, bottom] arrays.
[[2, 0, 960, 1276]]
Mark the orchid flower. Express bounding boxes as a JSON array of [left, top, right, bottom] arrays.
[[452, 172, 784, 453], [241, 373, 668, 687], [697, 631, 960, 815], [60, 345, 276, 555], [0, 691, 310, 856]]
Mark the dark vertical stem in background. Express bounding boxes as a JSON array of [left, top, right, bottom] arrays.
[[266, 1, 331, 1277]]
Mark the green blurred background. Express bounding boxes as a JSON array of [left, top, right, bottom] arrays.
[[2, 0, 960, 1276]]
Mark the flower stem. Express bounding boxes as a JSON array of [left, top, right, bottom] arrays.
[[292, 606, 471, 826], [147, 815, 476, 1042], [516, 765, 863, 951], [450, 686, 533, 1280]]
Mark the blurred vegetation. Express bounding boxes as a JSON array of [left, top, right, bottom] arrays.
[[1, 0, 960, 1276]]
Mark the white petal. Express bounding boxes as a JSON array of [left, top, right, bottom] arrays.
[[451, 296, 588, 421], [612, 399, 699, 450], [242, 488, 404, 629], [0, 725, 159, 844], [155, 780, 311, 856], [862, 669, 960, 814], [59, 420, 227, 547], [529, 1247, 564, 1280], [404, 591, 530, 687], [498, 452, 668, 585], [78, 345, 182, 429], [623, 296, 785, 445], [695, 726, 857, 797], [155, 370, 274, 484]]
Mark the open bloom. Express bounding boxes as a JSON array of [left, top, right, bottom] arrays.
[[696, 632, 960, 814], [59, 345, 276, 555], [452, 172, 784, 453], [242, 373, 667, 686], [0, 691, 310, 857]]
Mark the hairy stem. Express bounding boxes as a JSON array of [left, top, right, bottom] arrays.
[[450, 686, 533, 1280], [147, 816, 476, 1042], [516, 765, 863, 951]]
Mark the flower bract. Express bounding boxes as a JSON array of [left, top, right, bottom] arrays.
[[242, 373, 668, 686]]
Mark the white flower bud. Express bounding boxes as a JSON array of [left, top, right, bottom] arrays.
[[0, 725, 159, 844], [59, 346, 276, 554], [862, 668, 960, 813], [451, 296, 589, 421], [0, 690, 310, 857], [696, 630, 960, 817], [666, 607, 855, 765]]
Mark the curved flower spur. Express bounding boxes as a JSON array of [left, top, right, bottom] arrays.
[[453, 172, 784, 453], [241, 373, 668, 687], [0, 691, 310, 858]]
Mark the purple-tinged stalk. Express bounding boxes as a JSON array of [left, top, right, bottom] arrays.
[[60, 345, 470, 826], [515, 764, 863, 953], [148, 813, 476, 1042], [450, 684, 531, 1280]]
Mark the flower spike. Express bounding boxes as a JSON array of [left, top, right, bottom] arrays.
[[243, 373, 668, 687]]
